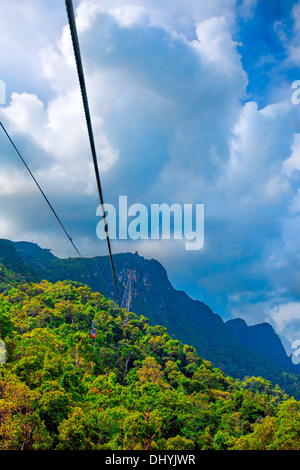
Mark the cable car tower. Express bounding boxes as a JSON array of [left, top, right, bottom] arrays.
[[121, 269, 135, 325]]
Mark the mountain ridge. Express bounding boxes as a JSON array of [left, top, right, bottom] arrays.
[[225, 318, 291, 368], [1, 238, 299, 397]]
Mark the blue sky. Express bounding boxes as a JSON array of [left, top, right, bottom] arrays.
[[0, 0, 300, 353]]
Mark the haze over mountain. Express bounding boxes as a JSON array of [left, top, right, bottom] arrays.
[[1, 238, 299, 398]]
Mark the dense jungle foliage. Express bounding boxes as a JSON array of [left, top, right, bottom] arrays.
[[2, 238, 300, 401], [0, 280, 300, 450]]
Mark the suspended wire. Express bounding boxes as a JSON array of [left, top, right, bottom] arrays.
[[0, 272, 122, 332], [65, 0, 121, 308], [0, 272, 85, 315], [0, 273, 36, 299], [0, 121, 93, 277]]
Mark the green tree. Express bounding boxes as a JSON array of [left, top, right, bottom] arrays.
[[165, 435, 195, 450], [56, 407, 101, 450], [137, 356, 168, 388]]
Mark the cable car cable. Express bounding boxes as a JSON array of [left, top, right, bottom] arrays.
[[65, 0, 121, 309], [0, 274, 37, 300], [0, 121, 92, 277]]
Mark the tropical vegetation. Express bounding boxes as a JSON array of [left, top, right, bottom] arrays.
[[0, 280, 299, 450]]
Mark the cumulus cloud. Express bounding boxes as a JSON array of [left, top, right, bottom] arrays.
[[238, 0, 258, 20], [285, 2, 300, 65], [266, 302, 300, 353], [1, 0, 300, 350], [0, 87, 119, 190]]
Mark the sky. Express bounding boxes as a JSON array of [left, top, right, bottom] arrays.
[[0, 0, 300, 353]]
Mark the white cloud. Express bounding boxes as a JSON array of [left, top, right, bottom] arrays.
[[238, 0, 258, 20], [1, 0, 300, 352], [286, 2, 300, 65], [74, 0, 238, 37], [109, 5, 148, 27], [266, 302, 300, 353], [0, 88, 119, 195], [225, 100, 294, 208], [283, 133, 300, 177], [0, 168, 34, 196], [1, 93, 48, 147], [193, 16, 245, 82]]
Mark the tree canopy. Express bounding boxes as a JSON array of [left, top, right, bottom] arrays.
[[0, 280, 299, 450]]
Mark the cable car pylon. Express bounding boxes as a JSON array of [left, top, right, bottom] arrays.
[[121, 269, 134, 326]]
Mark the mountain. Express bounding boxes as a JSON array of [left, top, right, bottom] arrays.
[[225, 318, 291, 368], [0, 239, 39, 286], [1, 238, 300, 397], [8, 240, 57, 269]]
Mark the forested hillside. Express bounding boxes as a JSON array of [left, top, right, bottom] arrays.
[[0, 279, 300, 450], [1, 239, 300, 399]]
